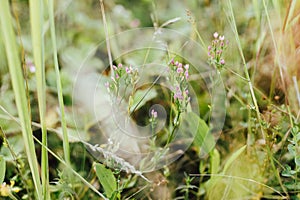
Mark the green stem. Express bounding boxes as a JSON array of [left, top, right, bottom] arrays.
[[28, 0, 49, 198], [227, 0, 265, 140], [47, 0, 71, 165], [167, 112, 181, 145], [0, 1, 42, 199]]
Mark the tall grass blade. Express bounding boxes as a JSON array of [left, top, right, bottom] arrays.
[[47, 0, 71, 165], [28, 0, 50, 198], [0, 1, 42, 198], [225, 0, 265, 140]]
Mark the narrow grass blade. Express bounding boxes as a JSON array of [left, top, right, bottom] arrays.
[[28, 0, 49, 198], [47, 0, 70, 165], [0, 155, 5, 184], [0, 1, 42, 198]]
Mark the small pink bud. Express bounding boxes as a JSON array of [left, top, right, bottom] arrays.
[[170, 58, 175, 65], [220, 59, 225, 65], [118, 63, 123, 68], [151, 109, 158, 118], [219, 35, 225, 41], [185, 70, 189, 79], [213, 32, 219, 39], [113, 65, 117, 70], [125, 67, 131, 74], [184, 64, 189, 70], [177, 67, 184, 74], [208, 45, 212, 51], [29, 66, 36, 73]]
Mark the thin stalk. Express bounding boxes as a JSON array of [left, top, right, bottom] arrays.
[[47, 0, 70, 165], [99, 0, 114, 77], [0, 1, 42, 199], [226, 0, 288, 195], [28, 0, 49, 198], [226, 0, 265, 140], [293, 76, 300, 108], [32, 136, 108, 200], [262, 0, 294, 127], [0, 105, 107, 199]]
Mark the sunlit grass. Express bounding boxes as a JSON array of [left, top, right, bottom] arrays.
[[0, 0, 299, 199], [0, 1, 42, 198]]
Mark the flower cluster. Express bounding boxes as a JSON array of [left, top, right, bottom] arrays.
[[207, 32, 228, 70], [105, 63, 139, 95], [149, 109, 158, 125], [169, 59, 190, 112]]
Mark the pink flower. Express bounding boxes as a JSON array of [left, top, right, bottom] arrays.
[[118, 63, 123, 68], [177, 67, 184, 74], [185, 70, 189, 79], [213, 32, 219, 39], [115, 73, 120, 79], [151, 109, 158, 118], [125, 67, 131, 74], [29, 66, 36, 73], [208, 45, 212, 51], [220, 59, 225, 65], [113, 65, 117, 70], [170, 58, 175, 65], [174, 86, 183, 100], [184, 64, 189, 70], [219, 35, 225, 41]]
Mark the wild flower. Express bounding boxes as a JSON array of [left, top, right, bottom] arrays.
[[213, 32, 219, 39], [151, 109, 158, 119], [207, 32, 228, 70], [105, 63, 139, 98], [169, 59, 190, 112], [149, 109, 158, 127]]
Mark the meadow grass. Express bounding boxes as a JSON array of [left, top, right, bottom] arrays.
[[0, 0, 299, 199], [0, 1, 42, 198]]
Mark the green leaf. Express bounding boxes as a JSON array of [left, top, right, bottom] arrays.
[[210, 149, 220, 175], [284, 181, 300, 190], [204, 149, 221, 191], [95, 163, 117, 198], [222, 145, 246, 174], [295, 155, 300, 167], [0, 155, 5, 184], [288, 144, 295, 156], [185, 112, 215, 155], [129, 89, 157, 113]]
